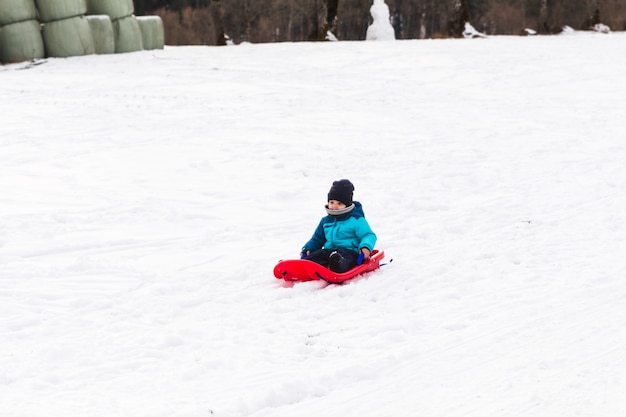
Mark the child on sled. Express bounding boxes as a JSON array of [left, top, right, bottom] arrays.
[[300, 179, 377, 273]]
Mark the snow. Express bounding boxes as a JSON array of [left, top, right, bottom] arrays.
[[594, 23, 611, 34], [366, 0, 395, 41], [463, 22, 487, 38], [2, 32, 626, 417]]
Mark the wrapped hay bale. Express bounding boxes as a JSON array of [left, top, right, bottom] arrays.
[[0, 0, 38, 27], [86, 0, 133, 21], [113, 15, 142, 53], [34, 0, 87, 23], [42, 15, 95, 57], [87, 14, 114, 54], [136, 16, 164, 50], [0, 19, 44, 63]]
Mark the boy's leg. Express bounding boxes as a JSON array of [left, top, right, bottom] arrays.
[[305, 249, 334, 266], [329, 249, 359, 273]]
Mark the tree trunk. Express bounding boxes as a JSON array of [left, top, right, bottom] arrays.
[[210, 0, 226, 45], [419, 6, 426, 39], [318, 0, 339, 40], [447, 0, 471, 37], [135, 0, 146, 15], [538, 0, 549, 33], [586, 0, 600, 27]]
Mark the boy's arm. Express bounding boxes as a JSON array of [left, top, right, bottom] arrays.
[[356, 217, 377, 254], [302, 219, 326, 253]]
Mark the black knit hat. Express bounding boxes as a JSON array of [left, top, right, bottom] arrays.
[[327, 179, 354, 206]]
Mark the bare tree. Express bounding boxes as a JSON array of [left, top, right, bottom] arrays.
[[584, 0, 601, 28], [318, 0, 339, 40], [447, 0, 471, 37], [210, 0, 226, 45], [602, 0, 626, 30], [135, 0, 146, 14], [138, 0, 625, 45], [537, 0, 549, 32]]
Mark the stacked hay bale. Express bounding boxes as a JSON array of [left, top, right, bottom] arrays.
[[136, 15, 164, 50], [86, 15, 114, 54], [0, 0, 45, 63], [35, 0, 95, 58], [1, 0, 165, 64], [86, 0, 142, 53]]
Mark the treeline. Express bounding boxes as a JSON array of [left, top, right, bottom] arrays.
[[132, 0, 626, 45]]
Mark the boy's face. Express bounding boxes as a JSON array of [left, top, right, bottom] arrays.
[[328, 200, 346, 210]]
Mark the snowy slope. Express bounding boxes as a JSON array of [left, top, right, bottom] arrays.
[[2, 33, 626, 417]]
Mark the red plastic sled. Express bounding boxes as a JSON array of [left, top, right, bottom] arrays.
[[274, 249, 385, 284]]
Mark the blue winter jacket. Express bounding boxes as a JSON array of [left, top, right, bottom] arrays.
[[303, 201, 377, 254]]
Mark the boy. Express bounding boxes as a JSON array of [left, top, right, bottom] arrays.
[[301, 179, 377, 273]]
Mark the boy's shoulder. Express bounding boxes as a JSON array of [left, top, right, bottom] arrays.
[[352, 201, 366, 218]]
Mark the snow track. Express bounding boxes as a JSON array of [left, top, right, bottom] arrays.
[[2, 34, 626, 417]]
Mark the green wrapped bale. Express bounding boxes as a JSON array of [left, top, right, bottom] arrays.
[[113, 15, 142, 53], [86, 0, 133, 21], [87, 14, 114, 54], [42, 15, 95, 58], [34, 0, 87, 23], [0, 19, 44, 63], [0, 0, 38, 27], [136, 16, 164, 50]]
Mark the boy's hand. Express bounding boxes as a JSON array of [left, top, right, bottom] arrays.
[[300, 250, 310, 259], [357, 248, 371, 265]]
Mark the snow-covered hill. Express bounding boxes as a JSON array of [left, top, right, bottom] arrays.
[[2, 32, 626, 417]]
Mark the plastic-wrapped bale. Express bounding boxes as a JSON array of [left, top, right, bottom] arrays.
[[42, 15, 95, 58], [0, 19, 45, 63], [87, 14, 114, 54], [136, 16, 164, 50], [34, 0, 87, 23], [113, 15, 143, 53], [86, 0, 133, 21], [0, 0, 38, 27]]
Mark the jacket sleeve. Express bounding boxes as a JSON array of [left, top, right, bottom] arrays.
[[356, 217, 377, 252], [302, 219, 326, 252]]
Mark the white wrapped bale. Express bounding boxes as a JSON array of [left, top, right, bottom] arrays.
[[0, 19, 44, 63], [0, 0, 38, 27], [136, 15, 164, 50], [34, 0, 87, 23], [113, 15, 142, 53], [86, 0, 133, 21], [87, 14, 114, 54], [42, 15, 95, 57]]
